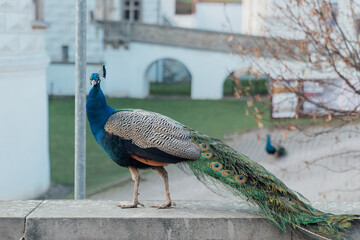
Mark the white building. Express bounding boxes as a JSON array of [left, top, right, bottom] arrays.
[[0, 0, 50, 199], [45, 0, 250, 99]]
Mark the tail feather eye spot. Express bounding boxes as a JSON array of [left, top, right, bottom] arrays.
[[211, 162, 222, 171], [235, 175, 246, 184], [221, 170, 234, 176], [202, 152, 213, 159], [199, 143, 209, 151]]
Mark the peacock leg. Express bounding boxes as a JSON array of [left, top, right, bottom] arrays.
[[150, 166, 176, 209], [116, 166, 144, 208]]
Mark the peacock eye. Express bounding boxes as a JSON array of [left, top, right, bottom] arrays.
[[211, 162, 222, 171], [234, 175, 246, 184]]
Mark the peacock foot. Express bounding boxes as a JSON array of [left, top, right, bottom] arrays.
[[116, 201, 144, 208], [150, 201, 176, 209]]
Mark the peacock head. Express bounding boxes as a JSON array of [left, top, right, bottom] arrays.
[[90, 65, 106, 87], [90, 73, 101, 86]]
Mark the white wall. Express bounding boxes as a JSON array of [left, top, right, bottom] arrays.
[[196, 3, 242, 33], [161, 0, 176, 24], [174, 3, 242, 33], [0, 0, 50, 199], [241, 0, 269, 35], [0, 62, 50, 200], [103, 43, 249, 99], [173, 14, 197, 29]]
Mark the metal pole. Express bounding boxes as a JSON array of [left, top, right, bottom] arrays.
[[75, 0, 86, 199]]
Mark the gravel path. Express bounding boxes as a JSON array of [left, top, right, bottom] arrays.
[[90, 124, 360, 202]]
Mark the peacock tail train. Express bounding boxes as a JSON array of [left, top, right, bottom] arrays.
[[184, 127, 358, 240]]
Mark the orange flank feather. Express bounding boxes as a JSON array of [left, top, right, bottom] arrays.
[[130, 154, 168, 167]]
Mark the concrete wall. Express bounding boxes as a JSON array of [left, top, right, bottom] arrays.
[[103, 22, 263, 53], [103, 42, 249, 99], [0, 0, 50, 199], [1, 200, 359, 240]]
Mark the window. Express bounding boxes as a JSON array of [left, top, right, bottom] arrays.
[[90, 10, 94, 22], [122, 0, 142, 22], [62, 45, 69, 62]]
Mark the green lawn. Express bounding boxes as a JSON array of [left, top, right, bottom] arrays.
[[223, 78, 268, 96], [150, 82, 191, 96], [150, 79, 268, 97], [49, 97, 274, 196]]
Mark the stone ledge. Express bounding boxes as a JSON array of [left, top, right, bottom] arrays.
[[0, 200, 359, 240]]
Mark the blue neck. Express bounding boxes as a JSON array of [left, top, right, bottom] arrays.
[[266, 136, 275, 151], [86, 84, 114, 139]]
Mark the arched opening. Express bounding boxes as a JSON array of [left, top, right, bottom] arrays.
[[146, 58, 192, 96], [223, 67, 269, 98]]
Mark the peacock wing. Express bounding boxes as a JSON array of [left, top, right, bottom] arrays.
[[104, 109, 201, 163]]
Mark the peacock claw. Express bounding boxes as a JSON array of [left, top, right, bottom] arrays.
[[150, 201, 176, 209], [116, 202, 144, 208]]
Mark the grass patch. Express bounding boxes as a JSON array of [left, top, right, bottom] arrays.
[[223, 78, 268, 96], [150, 81, 191, 96]]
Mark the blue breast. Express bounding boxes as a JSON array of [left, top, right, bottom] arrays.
[[86, 84, 151, 168], [86, 85, 114, 139], [265, 136, 276, 154]]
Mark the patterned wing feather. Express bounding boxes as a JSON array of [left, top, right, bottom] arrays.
[[104, 110, 200, 161]]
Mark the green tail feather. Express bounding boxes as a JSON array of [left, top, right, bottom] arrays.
[[185, 128, 358, 240]]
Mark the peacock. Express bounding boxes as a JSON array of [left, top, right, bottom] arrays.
[[266, 134, 286, 157], [86, 66, 358, 240]]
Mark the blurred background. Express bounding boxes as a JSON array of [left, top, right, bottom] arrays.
[[1, 0, 359, 202]]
